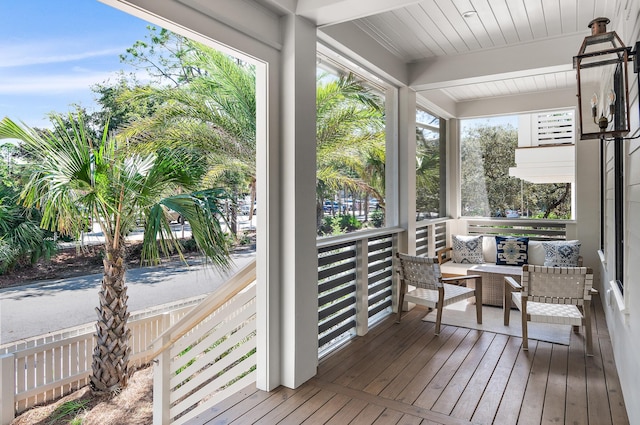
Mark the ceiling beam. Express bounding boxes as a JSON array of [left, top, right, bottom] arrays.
[[319, 21, 409, 86], [450, 87, 577, 118], [409, 33, 586, 91], [296, 0, 421, 27]]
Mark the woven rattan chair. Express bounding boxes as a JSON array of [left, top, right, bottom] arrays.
[[396, 253, 482, 335], [503, 265, 594, 355]]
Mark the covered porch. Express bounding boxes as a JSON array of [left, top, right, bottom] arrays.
[[97, 1, 639, 424]]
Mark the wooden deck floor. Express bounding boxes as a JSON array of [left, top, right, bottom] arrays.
[[188, 295, 628, 425]]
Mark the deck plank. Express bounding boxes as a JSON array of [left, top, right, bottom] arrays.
[[277, 389, 337, 425], [449, 333, 509, 421], [363, 327, 440, 396], [541, 344, 569, 424], [252, 385, 321, 424], [470, 336, 521, 424], [378, 325, 458, 400], [565, 323, 589, 425], [300, 393, 352, 424], [518, 341, 553, 425], [395, 327, 471, 404], [427, 331, 496, 414], [371, 409, 404, 424], [586, 336, 615, 425], [492, 340, 538, 424], [598, 335, 630, 424]]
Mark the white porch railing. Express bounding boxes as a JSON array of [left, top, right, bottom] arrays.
[[0, 296, 204, 425], [317, 227, 404, 356], [151, 259, 257, 425], [416, 218, 449, 257], [462, 217, 574, 240]]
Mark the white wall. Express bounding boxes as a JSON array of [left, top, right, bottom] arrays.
[[599, 2, 640, 424]]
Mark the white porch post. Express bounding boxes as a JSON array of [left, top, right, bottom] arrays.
[[277, 14, 318, 389], [397, 87, 417, 255]]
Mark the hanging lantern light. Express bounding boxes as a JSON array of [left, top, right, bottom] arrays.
[[574, 17, 631, 140]]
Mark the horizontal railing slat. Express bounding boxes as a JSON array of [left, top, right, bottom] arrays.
[[368, 299, 392, 318], [368, 269, 392, 287], [319, 308, 356, 334], [318, 321, 355, 347], [318, 296, 356, 321], [318, 248, 356, 267], [318, 261, 355, 281], [368, 289, 392, 308], [318, 285, 355, 308], [318, 273, 356, 294]]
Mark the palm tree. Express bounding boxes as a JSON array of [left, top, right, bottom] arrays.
[[119, 42, 258, 230], [315, 74, 386, 226], [0, 113, 231, 393]]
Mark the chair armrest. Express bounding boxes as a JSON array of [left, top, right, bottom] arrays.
[[504, 276, 521, 291], [442, 274, 479, 286], [436, 246, 452, 264]]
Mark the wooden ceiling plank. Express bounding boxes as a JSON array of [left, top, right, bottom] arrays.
[[559, 0, 579, 33], [541, 0, 562, 36], [432, 0, 482, 51], [488, 0, 520, 44], [404, 3, 457, 56], [393, 6, 450, 57], [525, 0, 548, 39], [469, 0, 506, 47], [505, 0, 534, 42]]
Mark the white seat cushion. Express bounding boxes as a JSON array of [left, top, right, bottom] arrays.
[[511, 292, 583, 326]]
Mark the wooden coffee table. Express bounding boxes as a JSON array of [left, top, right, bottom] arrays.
[[466, 264, 522, 307]]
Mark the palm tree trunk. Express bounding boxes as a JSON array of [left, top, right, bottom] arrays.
[[91, 246, 131, 393]]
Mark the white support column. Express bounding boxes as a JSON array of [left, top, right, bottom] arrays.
[[397, 87, 417, 255], [256, 51, 282, 392], [278, 13, 319, 389]]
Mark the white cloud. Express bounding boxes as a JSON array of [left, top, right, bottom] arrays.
[[0, 40, 125, 68], [0, 72, 118, 94]]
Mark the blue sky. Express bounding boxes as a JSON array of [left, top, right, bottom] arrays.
[[0, 1, 151, 128]]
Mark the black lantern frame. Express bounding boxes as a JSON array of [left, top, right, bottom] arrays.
[[574, 17, 632, 140]]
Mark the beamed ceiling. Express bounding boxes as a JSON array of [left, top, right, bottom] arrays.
[[127, 0, 623, 117]]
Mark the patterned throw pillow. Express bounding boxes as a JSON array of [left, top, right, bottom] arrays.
[[495, 236, 529, 266], [542, 240, 581, 267], [452, 235, 484, 264]]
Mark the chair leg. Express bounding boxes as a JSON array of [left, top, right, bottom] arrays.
[[503, 280, 511, 325], [435, 303, 443, 335], [475, 277, 482, 324], [475, 296, 482, 325], [584, 300, 593, 356], [396, 281, 406, 324], [521, 300, 528, 351]]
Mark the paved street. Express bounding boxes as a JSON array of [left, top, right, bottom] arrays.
[[0, 249, 256, 344]]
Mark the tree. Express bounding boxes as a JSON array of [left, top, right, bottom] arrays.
[[315, 73, 386, 229], [0, 143, 55, 274], [460, 123, 571, 218], [117, 37, 258, 235], [461, 124, 520, 216], [0, 112, 231, 393]]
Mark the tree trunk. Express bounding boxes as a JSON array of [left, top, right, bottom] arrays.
[[91, 245, 131, 393]]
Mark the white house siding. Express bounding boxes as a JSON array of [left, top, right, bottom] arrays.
[[600, 2, 640, 424]]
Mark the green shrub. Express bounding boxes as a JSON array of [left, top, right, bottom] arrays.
[[370, 210, 384, 228], [320, 214, 362, 235]]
